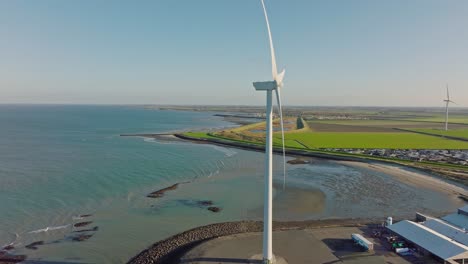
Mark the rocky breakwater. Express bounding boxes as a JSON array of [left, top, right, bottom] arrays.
[[127, 221, 263, 264]]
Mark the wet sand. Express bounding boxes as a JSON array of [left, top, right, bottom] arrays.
[[337, 160, 468, 198], [246, 185, 326, 221]]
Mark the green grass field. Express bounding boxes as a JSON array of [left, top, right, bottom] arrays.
[[309, 119, 419, 126], [412, 129, 468, 140], [274, 132, 468, 149]]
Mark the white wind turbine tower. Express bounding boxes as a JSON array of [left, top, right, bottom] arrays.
[[253, 0, 286, 263], [443, 85, 455, 131]]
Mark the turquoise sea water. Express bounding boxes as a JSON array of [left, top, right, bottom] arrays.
[[0, 105, 464, 263]]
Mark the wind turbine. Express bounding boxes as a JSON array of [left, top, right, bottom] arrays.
[[443, 85, 455, 131], [253, 0, 286, 263]]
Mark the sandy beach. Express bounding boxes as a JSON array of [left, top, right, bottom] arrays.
[[337, 160, 467, 198]]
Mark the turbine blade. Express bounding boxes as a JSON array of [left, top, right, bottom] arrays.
[[276, 69, 285, 87], [275, 88, 286, 190], [260, 0, 278, 80]]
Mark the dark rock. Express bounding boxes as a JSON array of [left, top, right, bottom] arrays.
[[207, 207, 221, 213], [287, 158, 310, 165], [73, 226, 98, 233], [25, 241, 44, 250], [79, 214, 92, 218], [0, 252, 26, 263], [74, 221, 93, 228], [147, 183, 180, 198], [2, 245, 14, 251], [177, 199, 215, 209], [72, 234, 93, 242]]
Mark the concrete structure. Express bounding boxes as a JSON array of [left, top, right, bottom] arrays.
[[180, 227, 411, 264]]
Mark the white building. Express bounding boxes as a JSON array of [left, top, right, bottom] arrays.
[[387, 206, 468, 264]]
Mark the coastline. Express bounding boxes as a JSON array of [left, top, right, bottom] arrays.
[[170, 133, 468, 188], [125, 132, 467, 201], [125, 132, 467, 264]]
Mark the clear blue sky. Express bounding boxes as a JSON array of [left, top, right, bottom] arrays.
[[1, 0, 467, 106]]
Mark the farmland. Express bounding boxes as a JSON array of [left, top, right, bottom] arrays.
[[205, 117, 468, 150], [308, 119, 468, 130], [274, 132, 468, 149]]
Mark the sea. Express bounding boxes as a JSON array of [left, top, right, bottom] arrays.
[[0, 105, 464, 263]]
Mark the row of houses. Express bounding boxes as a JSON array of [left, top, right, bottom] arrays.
[[325, 148, 468, 166]]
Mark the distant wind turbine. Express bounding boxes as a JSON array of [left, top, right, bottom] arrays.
[[252, 0, 286, 263], [443, 85, 456, 131]]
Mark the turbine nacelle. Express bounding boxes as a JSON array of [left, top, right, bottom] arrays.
[[253, 69, 285, 91], [253, 80, 278, 91]]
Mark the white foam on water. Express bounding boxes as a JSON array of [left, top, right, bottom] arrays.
[[28, 224, 70, 234], [207, 170, 220, 178], [207, 145, 237, 157], [142, 136, 191, 146]]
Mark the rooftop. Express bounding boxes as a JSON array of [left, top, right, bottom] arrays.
[[442, 212, 468, 230], [423, 218, 468, 246], [388, 220, 468, 261], [459, 205, 468, 216]]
